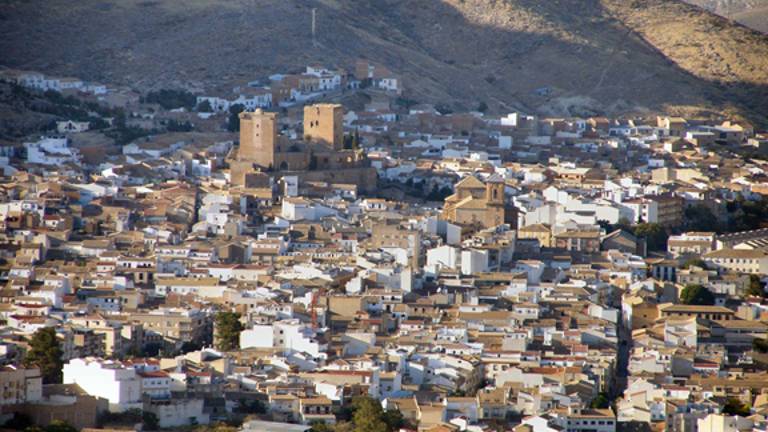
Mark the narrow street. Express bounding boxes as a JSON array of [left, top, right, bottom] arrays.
[[613, 309, 630, 400]]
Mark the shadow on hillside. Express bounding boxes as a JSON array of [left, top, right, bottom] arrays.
[[0, 0, 765, 125], [322, 0, 768, 124]]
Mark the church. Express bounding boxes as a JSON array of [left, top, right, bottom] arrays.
[[441, 174, 516, 230]]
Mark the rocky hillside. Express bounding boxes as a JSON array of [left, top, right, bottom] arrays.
[[685, 0, 768, 32], [2, 0, 767, 124]]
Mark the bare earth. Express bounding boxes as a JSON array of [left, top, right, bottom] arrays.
[[2, 0, 767, 124], [685, 0, 768, 33]]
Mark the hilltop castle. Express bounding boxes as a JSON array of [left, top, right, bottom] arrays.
[[230, 103, 376, 191]]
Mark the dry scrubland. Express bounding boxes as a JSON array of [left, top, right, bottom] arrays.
[[1, 0, 767, 123]]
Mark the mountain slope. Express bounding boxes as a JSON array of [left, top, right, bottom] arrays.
[[684, 0, 768, 33], [1, 0, 767, 124], [733, 6, 768, 33]]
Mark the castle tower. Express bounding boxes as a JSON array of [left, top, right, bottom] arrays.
[[239, 109, 278, 169], [303, 103, 343, 150]]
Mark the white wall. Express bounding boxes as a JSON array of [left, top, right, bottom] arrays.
[[63, 359, 141, 412], [427, 245, 460, 271], [461, 249, 489, 275], [240, 325, 274, 349], [148, 398, 210, 428]]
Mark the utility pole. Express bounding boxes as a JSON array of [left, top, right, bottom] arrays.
[[312, 8, 318, 47]]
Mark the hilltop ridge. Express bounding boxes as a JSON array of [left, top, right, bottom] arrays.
[[685, 0, 768, 32], [2, 0, 767, 124]]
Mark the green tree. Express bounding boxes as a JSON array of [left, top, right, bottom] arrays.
[[228, 104, 245, 132], [142, 412, 159, 431], [334, 422, 354, 432], [196, 100, 213, 112], [477, 101, 488, 113], [590, 392, 611, 409], [722, 398, 750, 416], [435, 104, 453, 115], [685, 204, 719, 232], [426, 185, 453, 202], [181, 340, 203, 353], [747, 274, 766, 297], [634, 223, 668, 252], [310, 422, 335, 432], [616, 217, 633, 232], [195, 422, 238, 432], [352, 397, 388, 432], [727, 197, 768, 232], [143, 89, 197, 110], [3, 413, 33, 430], [597, 220, 613, 232], [23, 327, 63, 384], [382, 409, 406, 431], [44, 421, 77, 432], [337, 403, 356, 422], [98, 408, 144, 426], [753, 338, 768, 353], [679, 284, 715, 305], [395, 97, 418, 109], [166, 120, 193, 132], [105, 124, 156, 146], [214, 311, 243, 351], [236, 398, 267, 414], [681, 257, 706, 269]]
